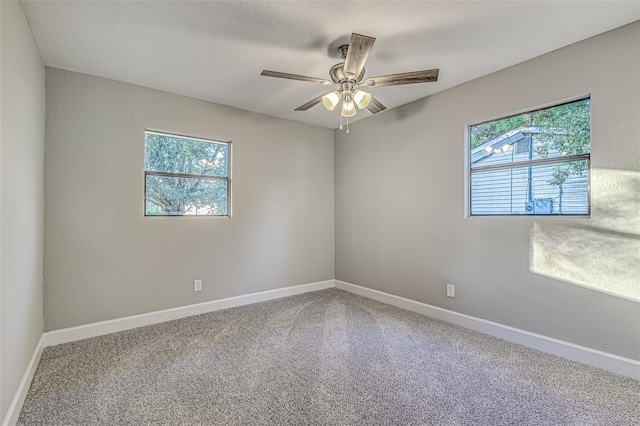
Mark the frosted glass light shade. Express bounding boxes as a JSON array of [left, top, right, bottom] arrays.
[[353, 90, 372, 109], [341, 100, 356, 117], [322, 91, 341, 111]]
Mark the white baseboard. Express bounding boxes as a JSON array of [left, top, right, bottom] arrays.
[[44, 280, 334, 347], [335, 280, 640, 380], [2, 335, 45, 426]]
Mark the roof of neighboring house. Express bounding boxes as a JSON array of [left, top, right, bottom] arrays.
[[471, 127, 541, 164]]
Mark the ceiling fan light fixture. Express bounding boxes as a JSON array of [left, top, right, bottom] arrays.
[[321, 91, 341, 111], [260, 33, 438, 133], [353, 90, 372, 109], [341, 99, 356, 117]]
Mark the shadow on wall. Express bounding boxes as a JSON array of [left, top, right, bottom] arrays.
[[530, 169, 640, 302]]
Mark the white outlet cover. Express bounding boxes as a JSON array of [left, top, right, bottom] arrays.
[[194, 279, 202, 292], [446, 284, 455, 298]]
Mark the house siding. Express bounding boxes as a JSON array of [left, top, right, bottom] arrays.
[[471, 134, 589, 215]]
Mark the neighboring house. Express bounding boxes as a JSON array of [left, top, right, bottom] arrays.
[[470, 127, 589, 215]]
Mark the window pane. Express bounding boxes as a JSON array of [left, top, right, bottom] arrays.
[[470, 160, 589, 215], [145, 176, 228, 216], [469, 98, 590, 216], [145, 132, 228, 177], [470, 99, 590, 167]]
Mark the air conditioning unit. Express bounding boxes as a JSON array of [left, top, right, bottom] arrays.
[[525, 199, 553, 215]]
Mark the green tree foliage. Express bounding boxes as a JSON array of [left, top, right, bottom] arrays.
[[531, 100, 590, 185], [471, 99, 590, 185], [145, 133, 229, 215]]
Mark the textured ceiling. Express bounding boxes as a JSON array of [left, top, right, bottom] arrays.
[[21, 1, 640, 129]]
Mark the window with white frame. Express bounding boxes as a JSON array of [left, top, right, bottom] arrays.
[[144, 131, 231, 216], [468, 98, 590, 216]]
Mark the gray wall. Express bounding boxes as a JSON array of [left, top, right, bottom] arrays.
[[335, 22, 640, 359], [44, 68, 334, 330], [0, 0, 45, 419]]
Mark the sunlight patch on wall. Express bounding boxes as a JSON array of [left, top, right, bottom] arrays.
[[590, 169, 640, 235], [530, 169, 640, 302], [531, 223, 639, 302]]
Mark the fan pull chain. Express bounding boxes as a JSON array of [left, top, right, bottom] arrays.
[[339, 112, 343, 130], [346, 116, 350, 133]]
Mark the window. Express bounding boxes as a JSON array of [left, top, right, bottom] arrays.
[[468, 98, 590, 216], [144, 131, 231, 216]]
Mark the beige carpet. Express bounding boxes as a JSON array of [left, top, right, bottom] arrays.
[[18, 288, 640, 425]]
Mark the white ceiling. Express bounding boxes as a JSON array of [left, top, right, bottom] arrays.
[[21, 1, 640, 129]]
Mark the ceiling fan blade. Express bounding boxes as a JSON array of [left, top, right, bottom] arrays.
[[294, 93, 328, 111], [361, 69, 439, 87], [343, 33, 376, 80], [367, 97, 387, 114], [261, 70, 333, 85]]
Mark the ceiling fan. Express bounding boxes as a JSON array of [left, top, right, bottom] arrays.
[[261, 33, 439, 132]]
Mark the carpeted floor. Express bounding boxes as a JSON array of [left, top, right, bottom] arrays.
[[18, 288, 640, 425]]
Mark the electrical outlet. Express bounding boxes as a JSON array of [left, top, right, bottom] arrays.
[[194, 279, 202, 292], [446, 284, 455, 298]]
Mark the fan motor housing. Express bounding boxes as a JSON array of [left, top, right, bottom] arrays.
[[329, 62, 365, 84]]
